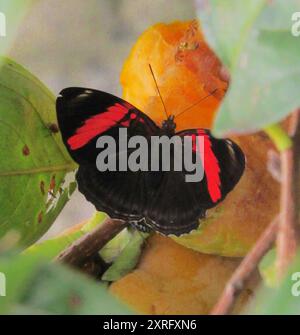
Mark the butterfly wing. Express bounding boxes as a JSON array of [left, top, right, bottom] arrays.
[[144, 129, 245, 235], [76, 163, 149, 222], [56, 87, 160, 222], [56, 87, 160, 164], [144, 170, 206, 235], [177, 129, 246, 207]]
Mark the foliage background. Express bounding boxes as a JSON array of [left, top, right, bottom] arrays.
[[1, 0, 299, 315]]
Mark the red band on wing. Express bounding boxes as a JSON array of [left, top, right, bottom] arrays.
[[194, 130, 221, 203], [67, 103, 130, 150]]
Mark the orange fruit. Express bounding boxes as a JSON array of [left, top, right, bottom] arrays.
[[121, 20, 227, 131], [110, 234, 258, 314]]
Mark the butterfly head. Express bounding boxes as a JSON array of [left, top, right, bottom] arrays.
[[161, 115, 176, 135]]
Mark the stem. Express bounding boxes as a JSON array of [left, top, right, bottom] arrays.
[[211, 217, 279, 315], [276, 147, 297, 278], [55, 218, 128, 267], [265, 121, 298, 279]]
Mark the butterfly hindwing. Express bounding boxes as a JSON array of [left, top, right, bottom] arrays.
[[142, 129, 245, 235], [76, 164, 148, 222], [176, 129, 245, 208], [144, 169, 206, 235]]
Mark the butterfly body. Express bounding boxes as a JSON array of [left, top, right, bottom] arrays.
[[56, 87, 245, 236], [160, 115, 176, 136]]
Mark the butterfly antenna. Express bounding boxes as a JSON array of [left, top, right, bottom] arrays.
[[174, 88, 218, 120], [148, 64, 168, 119]]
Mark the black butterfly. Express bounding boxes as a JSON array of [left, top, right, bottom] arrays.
[[56, 87, 245, 236]]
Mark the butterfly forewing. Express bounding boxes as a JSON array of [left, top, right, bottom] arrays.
[[56, 87, 160, 164]]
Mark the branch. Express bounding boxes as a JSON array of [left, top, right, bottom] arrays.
[[211, 216, 279, 315], [264, 114, 299, 278], [275, 109, 300, 277], [276, 148, 297, 277], [56, 218, 128, 267], [291, 108, 300, 229]]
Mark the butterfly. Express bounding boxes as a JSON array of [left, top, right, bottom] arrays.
[[56, 78, 245, 236]]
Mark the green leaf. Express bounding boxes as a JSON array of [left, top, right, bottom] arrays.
[[102, 230, 148, 282], [24, 212, 108, 261], [0, 0, 36, 61], [0, 253, 131, 315], [24, 224, 84, 260], [198, 0, 300, 135], [0, 252, 44, 313], [25, 212, 137, 265], [0, 57, 76, 248], [21, 265, 131, 315], [247, 252, 300, 314]]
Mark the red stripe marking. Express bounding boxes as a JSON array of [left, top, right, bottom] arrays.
[[198, 130, 221, 202], [67, 103, 129, 150], [192, 130, 221, 203]]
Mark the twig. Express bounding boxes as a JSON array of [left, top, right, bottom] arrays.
[[264, 118, 298, 278], [267, 149, 281, 182], [56, 218, 128, 267], [291, 109, 300, 228], [276, 148, 297, 278], [211, 216, 279, 315]]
